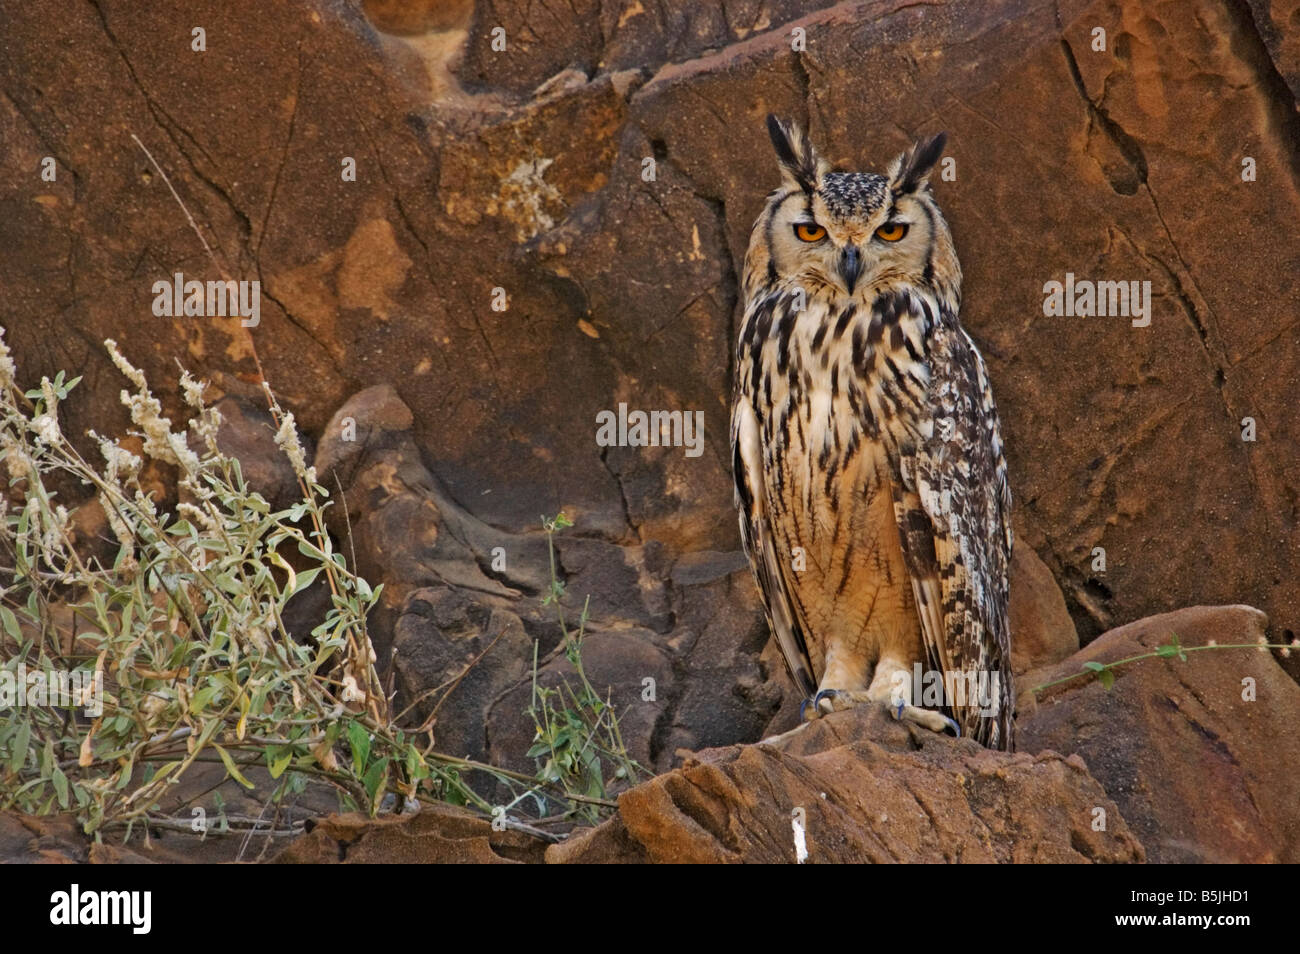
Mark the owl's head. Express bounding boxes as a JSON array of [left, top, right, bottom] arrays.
[[746, 115, 959, 305]]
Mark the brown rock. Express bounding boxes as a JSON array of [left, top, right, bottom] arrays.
[[486, 626, 673, 773], [1245, 0, 1300, 99], [1009, 543, 1080, 674], [0, 811, 155, 864], [210, 395, 304, 511], [5, 0, 1297, 646], [456, 1, 841, 98], [314, 383, 416, 488], [272, 803, 548, 863], [0, 812, 87, 864], [394, 586, 536, 767], [361, 0, 475, 37], [1019, 605, 1300, 863], [546, 704, 1144, 863]]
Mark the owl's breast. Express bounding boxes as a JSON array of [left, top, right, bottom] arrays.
[[734, 286, 945, 670], [739, 286, 942, 456]]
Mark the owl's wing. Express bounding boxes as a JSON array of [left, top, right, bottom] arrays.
[[891, 310, 1014, 749], [732, 399, 818, 700]]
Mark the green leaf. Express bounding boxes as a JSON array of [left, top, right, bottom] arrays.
[[213, 745, 255, 789], [362, 757, 390, 806], [1097, 669, 1115, 690], [442, 770, 467, 807], [347, 720, 370, 774], [9, 721, 30, 771], [0, 605, 22, 643], [188, 685, 220, 714], [150, 761, 182, 785], [268, 748, 293, 780], [51, 766, 69, 809], [297, 539, 329, 562], [290, 566, 322, 598], [405, 746, 430, 783], [1081, 661, 1106, 672], [1155, 644, 1180, 658]]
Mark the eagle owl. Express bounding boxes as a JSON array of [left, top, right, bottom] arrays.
[[731, 116, 1013, 749]]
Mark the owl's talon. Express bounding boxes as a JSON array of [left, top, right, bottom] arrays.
[[892, 702, 962, 737], [813, 689, 841, 715]]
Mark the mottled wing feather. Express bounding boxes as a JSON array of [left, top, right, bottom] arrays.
[[732, 401, 818, 700], [893, 490, 951, 678], [892, 308, 1014, 749]]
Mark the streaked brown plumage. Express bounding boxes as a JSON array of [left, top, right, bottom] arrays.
[[731, 116, 1014, 749]]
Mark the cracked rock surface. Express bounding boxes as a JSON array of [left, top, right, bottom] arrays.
[[4, 0, 1296, 651], [2, 0, 1298, 861]]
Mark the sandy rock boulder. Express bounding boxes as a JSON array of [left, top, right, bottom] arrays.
[[1010, 543, 1081, 674], [547, 704, 1145, 863], [1019, 604, 1300, 863]]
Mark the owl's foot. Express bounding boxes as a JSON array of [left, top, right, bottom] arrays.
[[892, 701, 961, 737], [805, 688, 874, 718], [804, 689, 960, 737], [798, 692, 857, 721]]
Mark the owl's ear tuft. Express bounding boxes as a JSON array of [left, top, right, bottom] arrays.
[[766, 114, 825, 192], [889, 131, 947, 195]]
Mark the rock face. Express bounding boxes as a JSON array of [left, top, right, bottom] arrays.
[[546, 704, 1145, 863], [3, 0, 1297, 650], [315, 384, 1072, 773], [1020, 604, 1300, 863], [1009, 543, 1081, 674], [2, 0, 1298, 863], [0, 812, 124, 864], [317, 385, 780, 770]]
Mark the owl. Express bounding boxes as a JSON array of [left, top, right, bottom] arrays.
[[731, 116, 1013, 749]]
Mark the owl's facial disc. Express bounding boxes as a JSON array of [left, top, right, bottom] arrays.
[[756, 117, 959, 309], [765, 166, 935, 298]]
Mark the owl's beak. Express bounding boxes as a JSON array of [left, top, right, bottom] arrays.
[[838, 246, 862, 293]]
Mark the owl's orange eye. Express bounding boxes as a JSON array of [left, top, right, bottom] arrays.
[[875, 222, 908, 242], [794, 223, 827, 242]]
